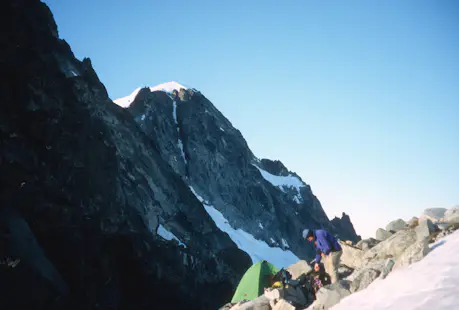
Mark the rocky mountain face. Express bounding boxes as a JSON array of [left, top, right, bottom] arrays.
[[125, 85, 361, 260], [1, 1, 251, 309]]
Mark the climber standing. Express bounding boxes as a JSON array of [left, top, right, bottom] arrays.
[[302, 228, 342, 284]]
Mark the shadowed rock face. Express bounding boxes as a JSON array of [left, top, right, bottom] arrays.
[[0, 1, 251, 309]]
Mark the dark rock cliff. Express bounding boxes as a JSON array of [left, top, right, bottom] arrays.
[[0, 1, 251, 309]]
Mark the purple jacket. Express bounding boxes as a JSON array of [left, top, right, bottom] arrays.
[[314, 229, 342, 264]]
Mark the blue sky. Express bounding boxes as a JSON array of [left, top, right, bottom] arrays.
[[44, 0, 458, 238]]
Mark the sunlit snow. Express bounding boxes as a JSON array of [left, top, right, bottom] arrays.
[[326, 230, 459, 310], [189, 186, 299, 268], [253, 165, 304, 202], [204, 205, 299, 269], [113, 81, 188, 108]]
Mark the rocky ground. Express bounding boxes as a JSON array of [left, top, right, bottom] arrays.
[[220, 205, 459, 310]]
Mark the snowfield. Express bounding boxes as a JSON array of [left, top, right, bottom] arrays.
[[330, 230, 459, 310], [189, 186, 299, 269]]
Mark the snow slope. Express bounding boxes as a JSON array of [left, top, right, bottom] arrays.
[[113, 81, 188, 107], [330, 230, 459, 310], [189, 186, 299, 269], [253, 165, 304, 203]]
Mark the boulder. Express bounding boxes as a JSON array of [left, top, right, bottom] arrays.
[[356, 238, 380, 251], [380, 259, 396, 279], [444, 206, 459, 224], [339, 242, 364, 269], [364, 229, 417, 262], [338, 265, 354, 279], [230, 295, 271, 310], [375, 228, 393, 241], [415, 219, 436, 242], [385, 219, 408, 232], [407, 217, 419, 228], [350, 268, 381, 293], [286, 260, 312, 280], [346, 259, 386, 282], [420, 208, 447, 223], [395, 238, 430, 268], [272, 299, 295, 310], [313, 280, 351, 310]]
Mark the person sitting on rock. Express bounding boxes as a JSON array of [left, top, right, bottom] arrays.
[[308, 261, 331, 294], [302, 228, 342, 284]]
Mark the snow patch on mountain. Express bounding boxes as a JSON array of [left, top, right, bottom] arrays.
[[189, 186, 299, 268], [203, 205, 299, 269], [113, 81, 188, 107], [157, 224, 187, 248], [253, 165, 305, 201]]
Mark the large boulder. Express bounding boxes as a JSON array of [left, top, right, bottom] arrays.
[[420, 208, 447, 223], [349, 268, 381, 293], [339, 242, 364, 269], [375, 228, 393, 241], [385, 219, 408, 232], [364, 229, 417, 262], [312, 280, 351, 310], [338, 266, 354, 279], [415, 218, 436, 242], [286, 260, 312, 280], [230, 295, 271, 310], [345, 259, 386, 282], [272, 299, 295, 310], [395, 239, 430, 268], [356, 238, 380, 251], [444, 206, 459, 224]]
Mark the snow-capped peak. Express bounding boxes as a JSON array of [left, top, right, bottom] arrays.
[[150, 81, 188, 93], [113, 81, 188, 108]]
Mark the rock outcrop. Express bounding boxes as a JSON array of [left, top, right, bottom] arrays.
[[385, 219, 408, 232], [330, 213, 362, 244], [375, 228, 393, 241], [415, 219, 436, 242], [355, 238, 379, 251], [444, 205, 459, 224], [420, 208, 447, 223]]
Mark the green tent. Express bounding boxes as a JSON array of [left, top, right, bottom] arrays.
[[231, 260, 279, 303]]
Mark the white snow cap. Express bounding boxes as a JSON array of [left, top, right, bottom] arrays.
[[113, 81, 188, 108]]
